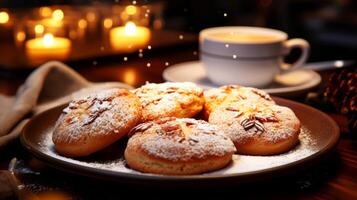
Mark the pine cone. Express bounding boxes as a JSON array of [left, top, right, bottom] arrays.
[[324, 67, 357, 133]]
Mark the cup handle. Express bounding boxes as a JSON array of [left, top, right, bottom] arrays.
[[281, 38, 310, 71]]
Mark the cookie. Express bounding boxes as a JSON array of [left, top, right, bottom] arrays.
[[203, 85, 275, 119], [209, 101, 300, 155], [133, 82, 204, 121], [52, 88, 142, 157], [125, 117, 236, 175]]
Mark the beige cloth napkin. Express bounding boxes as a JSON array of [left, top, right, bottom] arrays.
[[0, 61, 132, 147]]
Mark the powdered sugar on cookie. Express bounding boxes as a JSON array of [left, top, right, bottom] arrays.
[[52, 88, 142, 157], [128, 118, 236, 161], [133, 82, 204, 121]]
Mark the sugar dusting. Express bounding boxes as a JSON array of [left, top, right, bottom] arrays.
[[53, 89, 140, 145], [40, 125, 317, 176], [41, 131, 136, 174], [133, 82, 204, 120], [131, 118, 236, 161], [209, 103, 301, 143], [208, 126, 317, 175]]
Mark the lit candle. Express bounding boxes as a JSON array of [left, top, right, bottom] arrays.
[[109, 21, 151, 52], [25, 33, 71, 59]]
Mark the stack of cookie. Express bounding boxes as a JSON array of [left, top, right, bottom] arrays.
[[52, 82, 300, 175]]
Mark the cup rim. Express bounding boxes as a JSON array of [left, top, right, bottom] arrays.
[[200, 26, 288, 44]]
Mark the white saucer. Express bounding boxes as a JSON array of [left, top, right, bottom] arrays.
[[163, 61, 321, 98]]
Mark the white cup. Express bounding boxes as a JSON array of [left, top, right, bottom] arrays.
[[199, 26, 310, 87]]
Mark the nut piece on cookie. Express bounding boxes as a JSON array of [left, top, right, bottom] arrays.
[[203, 85, 275, 119], [209, 101, 300, 155]]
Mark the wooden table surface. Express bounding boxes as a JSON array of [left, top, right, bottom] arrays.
[[0, 44, 356, 200]]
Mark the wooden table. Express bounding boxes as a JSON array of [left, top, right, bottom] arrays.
[[0, 45, 356, 200]]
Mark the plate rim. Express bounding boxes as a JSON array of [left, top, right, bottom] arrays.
[[163, 61, 322, 94], [20, 97, 340, 182]]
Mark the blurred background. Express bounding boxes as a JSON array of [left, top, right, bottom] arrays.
[[0, 0, 356, 70]]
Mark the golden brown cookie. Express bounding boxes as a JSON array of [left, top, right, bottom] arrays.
[[133, 82, 204, 121], [52, 88, 142, 157], [125, 117, 236, 175], [209, 101, 300, 155], [203, 85, 275, 119]]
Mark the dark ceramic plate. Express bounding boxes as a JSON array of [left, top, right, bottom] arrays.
[[20, 97, 339, 185]]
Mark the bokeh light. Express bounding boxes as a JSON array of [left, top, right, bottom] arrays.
[[52, 9, 64, 21], [0, 11, 9, 24], [103, 18, 113, 29], [39, 7, 52, 17], [125, 5, 137, 15], [16, 31, 26, 42], [35, 24, 44, 34], [78, 19, 87, 29]]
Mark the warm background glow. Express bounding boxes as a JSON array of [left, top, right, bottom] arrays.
[[52, 9, 64, 21], [125, 5, 137, 15], [78, 19, 87, 29], [39, 7, 52, 17], [86, 12, 96, 22], [16, 31, 26, 42], [103, 18, 113, 29], [0, 11, 9, 24], [35, 24, 44, 34], [123, 69, 137, 85]]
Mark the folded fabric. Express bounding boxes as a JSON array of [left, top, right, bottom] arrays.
[[0, 61, 132, 147]]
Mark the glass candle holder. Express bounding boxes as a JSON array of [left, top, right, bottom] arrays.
[[109, 21, 151, 52], [104, 4, 156, 52], [23, 15, 72, 62]]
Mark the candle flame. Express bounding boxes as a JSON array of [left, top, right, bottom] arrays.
[[0, 11, 9, 24], [52, 9, 64, 21], [125, 22, 137, 35], [43, 33, 54, 47]]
